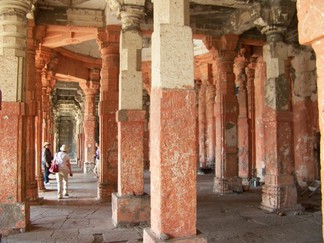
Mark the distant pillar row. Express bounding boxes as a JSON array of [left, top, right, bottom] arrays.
[[97, 25, 120, 201], [111, 0, 150, 226]]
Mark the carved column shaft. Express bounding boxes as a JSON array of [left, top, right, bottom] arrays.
[[213, 35, 239, 195], [97, 25, 120, 201], [235, 52, 249, 186]]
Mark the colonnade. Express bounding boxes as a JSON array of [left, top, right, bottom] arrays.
[[0, 0, 323, 242]]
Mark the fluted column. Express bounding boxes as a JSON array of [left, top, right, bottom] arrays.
[[0, 0, 31, 235], [213, 34, 239, 195], [111, 0, 150, 226], [297, 0, 324, 236], [234, 49, 249, 186], [80, 80, 99, 173], [97, 25, 120, 201], [143, 0, 206, 242]]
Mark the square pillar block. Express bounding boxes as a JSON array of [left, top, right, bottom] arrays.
[[143, 228, 207, 243], [112, 192, 150, 227]]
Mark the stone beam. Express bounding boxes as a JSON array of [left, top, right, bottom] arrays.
[[36, 7, 104, 28]]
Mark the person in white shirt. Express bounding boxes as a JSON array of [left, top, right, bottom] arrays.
[[54, 144, 73, 199]]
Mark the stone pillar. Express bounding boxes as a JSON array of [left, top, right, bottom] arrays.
[[254, 56, 266, 182], [0, 0, 31, 235], [143, 0, 206, 242], [260, 30, 299, 212], [297, 0, 324, 236], [97, 25, 120, 201], [111, 1, 150, 226], [80, 80, 99, 173], [206, 83, 216, 168], [41, 72, 52, 146], [197, 80, 206, 168], [246, 57, 257, 179], [25, 18, 38, 202], [35, 46, 51, 192], [213, 34, 239, 194], [234, 49, 249, 186]]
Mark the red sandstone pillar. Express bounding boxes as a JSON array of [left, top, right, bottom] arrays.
[[206, 83, 216, 168], [35, 46, 51, 192], [143, 0, 206, 242], [213, 34, 239, 194], [234, 49, 250, 186], [97, 25, 120, 201], [254, 56, 266, 182], [111, 1, 150, 226], [246, 57, 257, 180], [260, 30, 299, 212], [0, 1, 31, 235], [25, 19, 38, 202], [80, 81, 99, 173], [197, 80, 207, 168], [297, 0, 324, 237]]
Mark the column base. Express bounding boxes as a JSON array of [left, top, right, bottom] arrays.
[[84, 161, 95, 174], [98, 183, 114, 202], [143, 228, 207, 243], [0, 202, 28, 236], [112, 192, 150, 227], [213, 177, 232, 195], [260, 183, 304, 214]]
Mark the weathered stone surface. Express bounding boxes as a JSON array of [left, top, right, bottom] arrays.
[[112, 192, 150, 227]]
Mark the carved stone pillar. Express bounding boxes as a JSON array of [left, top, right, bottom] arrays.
[[35, 46, 51, 192], [206, 83, 216, 168], [213, 34, 239, 195], [197, 80, 206, 168], [110, 0, 150, 227], [0, 0, 31, 235], [25, 18, 38, 202], [97, 25, 120, 201], [297, 0, 324, 230], [80, 80, 99, 173], [234, 49, 249, 186], [260, 29, 299, 212], [143, 0, 206, 242], [246, 57, 256, 180]]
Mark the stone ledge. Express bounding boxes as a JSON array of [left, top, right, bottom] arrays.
[[143, 228, 207, 243]]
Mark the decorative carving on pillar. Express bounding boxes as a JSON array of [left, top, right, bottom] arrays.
[[96, 25, 121, 201], [210, 34, 239, 195], [259, 7, 300, 212]]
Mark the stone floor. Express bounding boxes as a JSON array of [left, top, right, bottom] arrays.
[[2, 163, 323, 243]]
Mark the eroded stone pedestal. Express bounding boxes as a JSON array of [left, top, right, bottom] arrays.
[[112, 192, 150, 227]]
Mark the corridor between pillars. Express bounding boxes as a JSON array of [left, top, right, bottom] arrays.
[[143, 0, 206, 242], [297, 0, 324, 235], [111, 0, 150, 227]]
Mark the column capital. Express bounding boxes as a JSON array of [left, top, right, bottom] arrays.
[[80, 80, 100, 95], [97, 25, 121, 53]]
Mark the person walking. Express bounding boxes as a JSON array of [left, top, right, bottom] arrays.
[[93, 142, 100, 178], [42, 142, 52, 185], [54, 144, 73, 199]]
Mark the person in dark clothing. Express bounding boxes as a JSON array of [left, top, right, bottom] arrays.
[[42, 141, 52, 185]]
